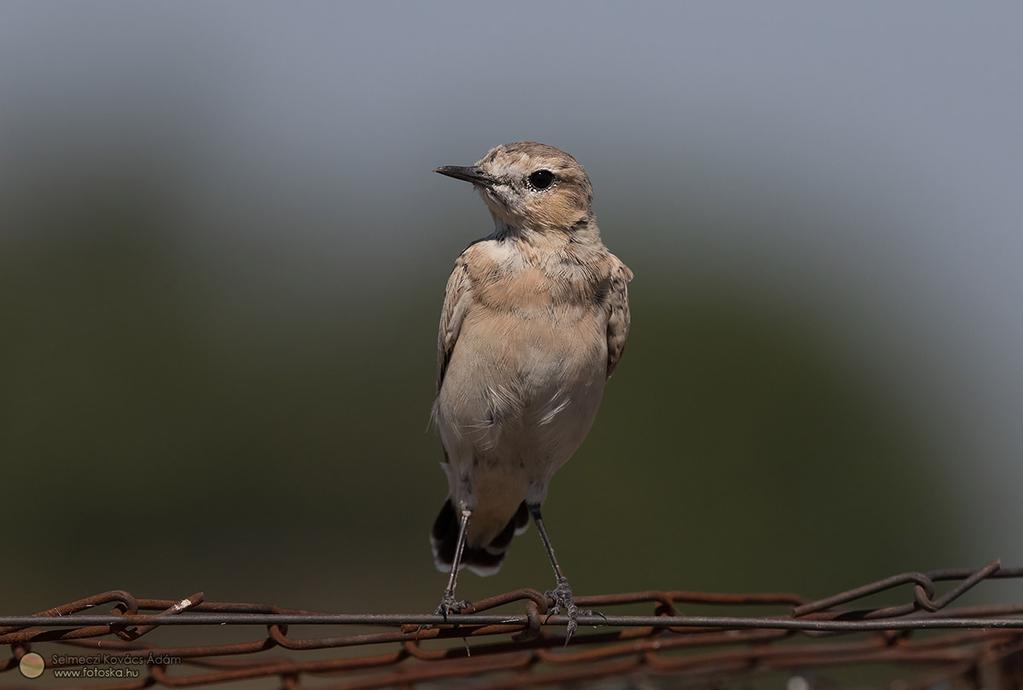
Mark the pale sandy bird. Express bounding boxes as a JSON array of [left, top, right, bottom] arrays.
[[430, 142, 632, 637]]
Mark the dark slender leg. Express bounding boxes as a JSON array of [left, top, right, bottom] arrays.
[[435, 508, 472, 618], [529, 504, 582, 642]]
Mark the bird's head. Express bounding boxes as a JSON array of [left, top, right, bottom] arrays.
[[435, 142, 594, 235]]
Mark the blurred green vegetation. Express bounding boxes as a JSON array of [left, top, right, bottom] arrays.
[[0, 160, 971, 617]]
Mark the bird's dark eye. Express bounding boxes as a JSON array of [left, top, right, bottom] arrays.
[[527, 169, 555, 190]]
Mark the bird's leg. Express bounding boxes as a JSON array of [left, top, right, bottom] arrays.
[[529, 504, 590, 643], [435, 507, 472, 619]]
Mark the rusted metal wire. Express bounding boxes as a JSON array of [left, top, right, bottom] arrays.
[[1, 560, 1021, 689]]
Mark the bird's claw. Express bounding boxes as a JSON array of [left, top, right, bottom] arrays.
[[434, 593, 470, 621], [544, 579, 590, 644]]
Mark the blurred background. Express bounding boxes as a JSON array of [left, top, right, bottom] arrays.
[[1, 0, 1021, 624]]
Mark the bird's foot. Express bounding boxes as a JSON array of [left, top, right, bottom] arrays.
[[544, 578, 594, 644], [434, 592, 470, 621]]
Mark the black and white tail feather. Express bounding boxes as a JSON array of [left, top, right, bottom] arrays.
[[431, 499, 530, 576]]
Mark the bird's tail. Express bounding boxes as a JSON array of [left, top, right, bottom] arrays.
[[431, 498, 529, 576]]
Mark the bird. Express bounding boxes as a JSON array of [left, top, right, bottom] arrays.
[[430, 141, 632, 638]]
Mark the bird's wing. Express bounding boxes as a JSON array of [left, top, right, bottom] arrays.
[[437, 253, 473, 391], [605, 258, 634, 378]]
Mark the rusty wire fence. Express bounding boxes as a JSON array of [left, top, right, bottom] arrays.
[[2, 560, 1022, 689]]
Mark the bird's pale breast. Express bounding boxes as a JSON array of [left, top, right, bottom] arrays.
[[435, 240, 611, 544]]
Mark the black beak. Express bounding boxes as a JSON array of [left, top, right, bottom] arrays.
[[434, 165, 496, 187]]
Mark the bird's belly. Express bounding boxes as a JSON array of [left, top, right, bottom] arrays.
[[435, 309, 607, 504]]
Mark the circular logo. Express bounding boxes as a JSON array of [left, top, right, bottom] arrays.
[[19, 652, 45, 679]]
